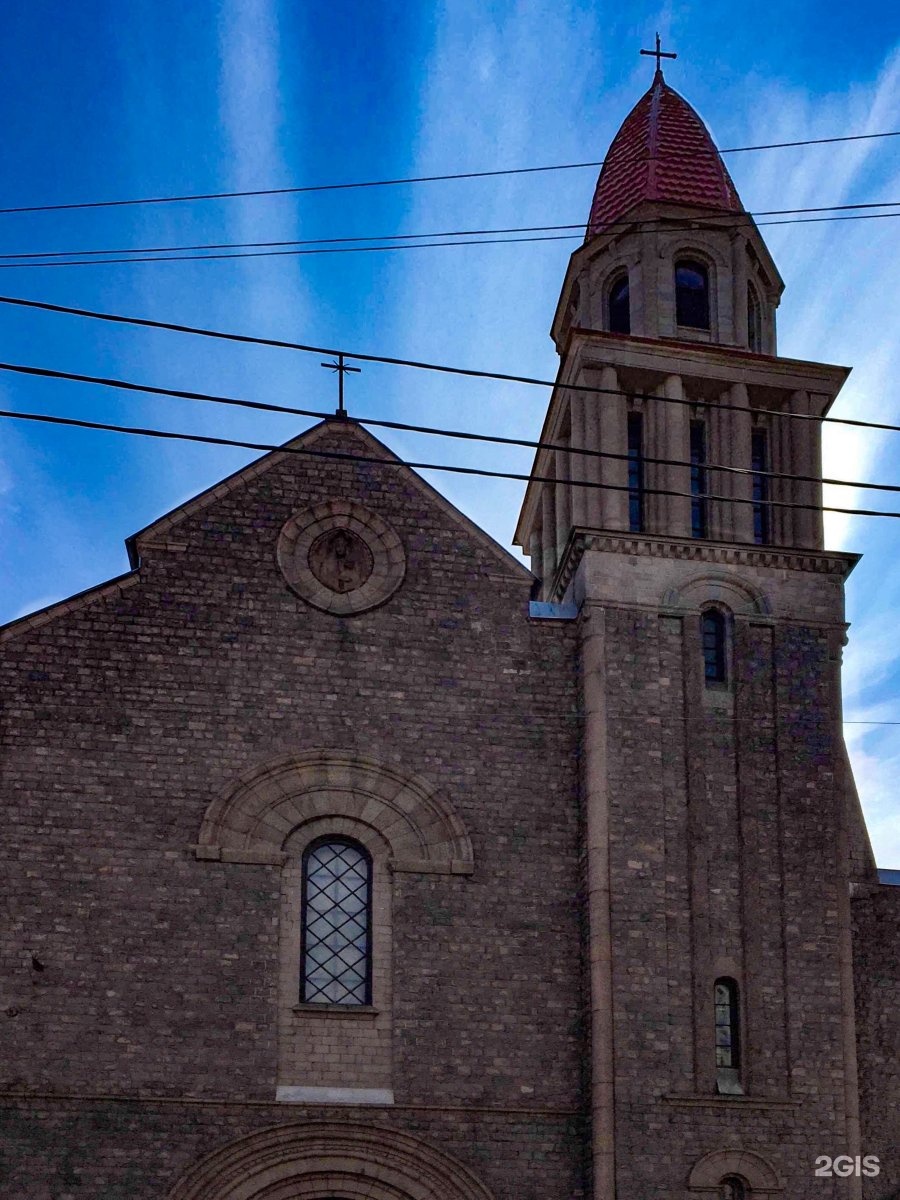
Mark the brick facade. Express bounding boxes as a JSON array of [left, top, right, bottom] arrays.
[[1, 422, 584, 1199]]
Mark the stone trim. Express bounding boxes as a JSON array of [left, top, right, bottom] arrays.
[[0, 1091, 579, 1116], [662, 1094, 798, 1109], [0, 570, 140, 642], [276, 498, 406, 616], [196, 750, 473, 873], [687, 1148, 783, 1195], [552, 527, 858, 600], [166, 1119, 498, 1200], [275, 1086, 394, 1104]]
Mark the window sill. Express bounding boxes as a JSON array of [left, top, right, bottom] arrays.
[[292, 1003, 379, 1019], [662, 1093, 798, 1109]]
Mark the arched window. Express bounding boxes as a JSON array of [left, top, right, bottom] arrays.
[[714, 977, 742, 1093], [627, 411, 644, 532], [675, 259, 710, 329], [608, 273, 631, 334], [747, 283, 762, 352], [720, 1177, 748, 1200], [751, 428, 771, 544], [301, 837, 372, 1005], [701, 610, 726, 684]]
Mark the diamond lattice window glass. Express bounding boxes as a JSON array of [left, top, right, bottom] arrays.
[[301, 838, 372, 1005]]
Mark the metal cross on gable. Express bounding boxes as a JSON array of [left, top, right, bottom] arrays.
[[320, 353, 361, 418], [640, 32, 677, 74]]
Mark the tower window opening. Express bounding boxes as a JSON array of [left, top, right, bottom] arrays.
[[751, 429, 771, 545], [301, 837, 372, 1006], [675, 259, 710, 330], [747, 282, 762, 352], [627, 412, 644, 532], [701, 610, 726, 684], [714, 977, 742, 1094], [608, 273, 631, 334], [690, 420, 708, 538], [721, 1176, 748, 1200]]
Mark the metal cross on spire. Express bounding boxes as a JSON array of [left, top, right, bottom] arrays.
[[320, 353, 361, 419], [640, 32, 677, 75]]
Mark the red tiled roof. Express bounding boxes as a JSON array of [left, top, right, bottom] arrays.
[[586, 70, 744, 238]]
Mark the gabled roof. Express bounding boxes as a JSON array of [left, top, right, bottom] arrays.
[[587, 70, 744, 237], [1, 418, 533, 641], [129, 418, 531, 582]]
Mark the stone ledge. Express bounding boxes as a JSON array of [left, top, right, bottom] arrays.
[[275, 1086, 394, 1105], [291, 1004, 380, 1019], [661, 1093, 799, 1109]]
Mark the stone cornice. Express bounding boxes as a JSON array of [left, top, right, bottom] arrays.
[[551, 528, 859, 601]]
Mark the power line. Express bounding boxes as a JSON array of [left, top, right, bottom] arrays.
[[2, 200, 900, 264], [2, 210, 900, 270], [0, 354, 892, 497], [2, 406, 900, 521], [0, 129, 898, 218], [0, 292, 896, 440]]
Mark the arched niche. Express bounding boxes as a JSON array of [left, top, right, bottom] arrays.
[[167, 1120, 497, 1200], [194, 750, 474, 876]]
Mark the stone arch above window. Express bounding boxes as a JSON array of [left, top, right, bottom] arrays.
[[167, 1119, 498, 1200], [661, 571, 772, 618], [687, 1149, 782, 1196], [675, 257, 711, 329], [194, 750, 474, 875]]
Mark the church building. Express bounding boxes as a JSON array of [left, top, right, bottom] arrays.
[[2, 56, 899, 1200]]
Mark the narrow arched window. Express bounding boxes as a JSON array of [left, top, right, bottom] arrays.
[[751, 428, 770, 544], [747, 283, 762, 352], [714, 977, 742, 1093], [675, 259, 710, 329], [301, 837, 372, 1006], [701, 610, 726, 684], [608, 273, 630, 334], [720, 1176, 748, 1200]]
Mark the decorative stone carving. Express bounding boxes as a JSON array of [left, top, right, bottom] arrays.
[[167, 1119, 497, 1200], [277, 498, 405, 615]]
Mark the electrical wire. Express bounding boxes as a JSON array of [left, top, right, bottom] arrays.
[[0, 355, 890, 497], [2, 406, 899, 521], [0, 129, 897, 217], [2, 200, 900, 264], [0, 292, 894, 439], [2, 210, 900, 270]]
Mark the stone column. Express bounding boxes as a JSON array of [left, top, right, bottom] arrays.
[[541, 480, 557, 598], [774, 399, 795, 548], [580, 603, 616, 1200], [583, 381, 604, 529], [570, 393, 590, 529], [555, 443, 572, 566], [790, 390, 822, 549], [596, 365, 628, 531], [663, 375, 692, 538], [731, 233, 749, 348], [729, 382, 754, 544]]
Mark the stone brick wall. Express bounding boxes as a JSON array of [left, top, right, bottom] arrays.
[[0, 421, 584, 1200], [853, 884, 900, 1199], [577, 542, 863, 1199]]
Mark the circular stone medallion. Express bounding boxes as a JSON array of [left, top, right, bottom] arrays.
[[308, 527, 374, 594], [277, 499, 406, 615]]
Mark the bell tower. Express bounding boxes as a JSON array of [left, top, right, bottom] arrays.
[[517, 54, 875, 1200]]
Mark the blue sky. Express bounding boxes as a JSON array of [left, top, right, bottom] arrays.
[[2, 1, 900, 863]]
